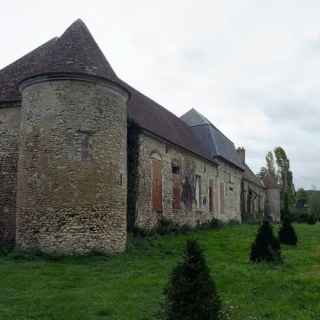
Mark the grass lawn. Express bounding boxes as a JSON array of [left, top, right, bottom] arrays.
[[1, 224, 320, 320]]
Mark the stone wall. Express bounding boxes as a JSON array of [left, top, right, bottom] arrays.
[[241, 179, 265, 222], [215, 159, 243, 222], [133, 132, 242, 230], [16, 77, 128, 254], [0, 102, 21, 247]]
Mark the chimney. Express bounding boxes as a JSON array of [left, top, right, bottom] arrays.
[[237, 147, 246, 164]]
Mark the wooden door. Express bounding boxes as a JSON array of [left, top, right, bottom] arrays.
[[152, 159, 162, 212]]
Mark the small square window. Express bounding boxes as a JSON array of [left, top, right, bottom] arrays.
[[172, 165, 180, 175]]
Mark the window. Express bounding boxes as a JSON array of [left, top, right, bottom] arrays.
[[172, 163, 181, 209], [172, 164, 180, 175], [152, 158, 162, 212], [195, 175, 201, 209], [80, 131, 92, 160]]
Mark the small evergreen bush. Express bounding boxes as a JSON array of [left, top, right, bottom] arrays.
[[163, 239, 221, 320], [307, 213, 317, 225], [279, 218, 298, 245], [250, 221, 282, 263]]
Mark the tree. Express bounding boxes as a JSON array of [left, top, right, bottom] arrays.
[[163, 240, 221, 320], [250, 221, 281, 263], [266, 151, 277, 178], [281, 192, 290, 221], [274, 147, 295, 207], [296, 188, 308, 204], [257, 167, 268, 180], [309, 191, 320, 223], [279, 218, 298, 245]]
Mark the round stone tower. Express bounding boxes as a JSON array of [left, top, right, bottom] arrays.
[[15, 20, 129, 254]]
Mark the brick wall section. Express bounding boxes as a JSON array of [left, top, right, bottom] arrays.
[[16, 78, 128, 254], [134, 132, 242, 230], [0, 103, 20, 246]]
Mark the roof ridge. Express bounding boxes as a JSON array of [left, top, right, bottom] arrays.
[[40, 19, 117, 79]]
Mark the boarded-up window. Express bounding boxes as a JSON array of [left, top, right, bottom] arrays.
[[152, 159, 162, 212], [220, 182, 225, 214], [209, 179, 214, 212], [172, 174, 181, 209], [80, 131, 92, 160], [195, 175, 201, 209]]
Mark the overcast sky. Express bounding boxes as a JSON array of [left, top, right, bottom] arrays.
[[1, 0, 320, 189]]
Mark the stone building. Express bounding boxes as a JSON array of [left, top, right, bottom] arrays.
[[0, 20, 279, 254], [237, 148, 266, 222]]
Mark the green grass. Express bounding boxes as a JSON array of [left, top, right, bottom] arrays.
[[1, 224, 320, 320]]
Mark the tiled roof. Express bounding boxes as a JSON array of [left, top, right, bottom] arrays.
[[243, 163, 265, 188], [0, 38, 58, 102], [0, 20, 216, 165], [181, 108, 244, 170]]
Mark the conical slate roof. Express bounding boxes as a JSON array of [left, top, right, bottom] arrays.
[[41, 19, 117, 79], [0, 19, 117, 102], [181, 108, 244, 170], [0, 19, 217, 165]]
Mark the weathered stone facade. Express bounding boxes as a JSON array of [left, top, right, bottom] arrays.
[[16, 77, 128, 254], [0, 19, 281, 255], [0, 103, 20, 247], [134, 132, 242, 230], [241, 180, 265, 222], [215, 159, 242, 222]]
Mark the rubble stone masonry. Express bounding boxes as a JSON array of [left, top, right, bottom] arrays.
[[16, 77, 128, 254], [0, 102, 20, 246], [134, 132, 242, 230]]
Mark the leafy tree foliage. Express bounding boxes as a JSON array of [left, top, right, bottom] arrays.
[[309, 191, 320, 222], [266, 151, 277, 178], [163, 240, 221, 320], [274, 147, 295, 206], [261, 147, 295, 208], [250, 221, 282, 263], [296, 188, 308, 205]]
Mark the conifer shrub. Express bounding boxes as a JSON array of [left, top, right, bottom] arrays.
[[163, 239, 221, 320], [307, 213, 317, 225], [278, 218, 298, 245], [250, 221, 282, 263]]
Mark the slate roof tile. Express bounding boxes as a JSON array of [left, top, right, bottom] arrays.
[[181, 108, 244, 170]]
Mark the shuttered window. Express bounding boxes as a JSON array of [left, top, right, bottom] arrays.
[[152, 159, 162, 211]]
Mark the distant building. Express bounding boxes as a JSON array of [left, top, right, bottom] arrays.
[[0, 20, 280, 254]]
